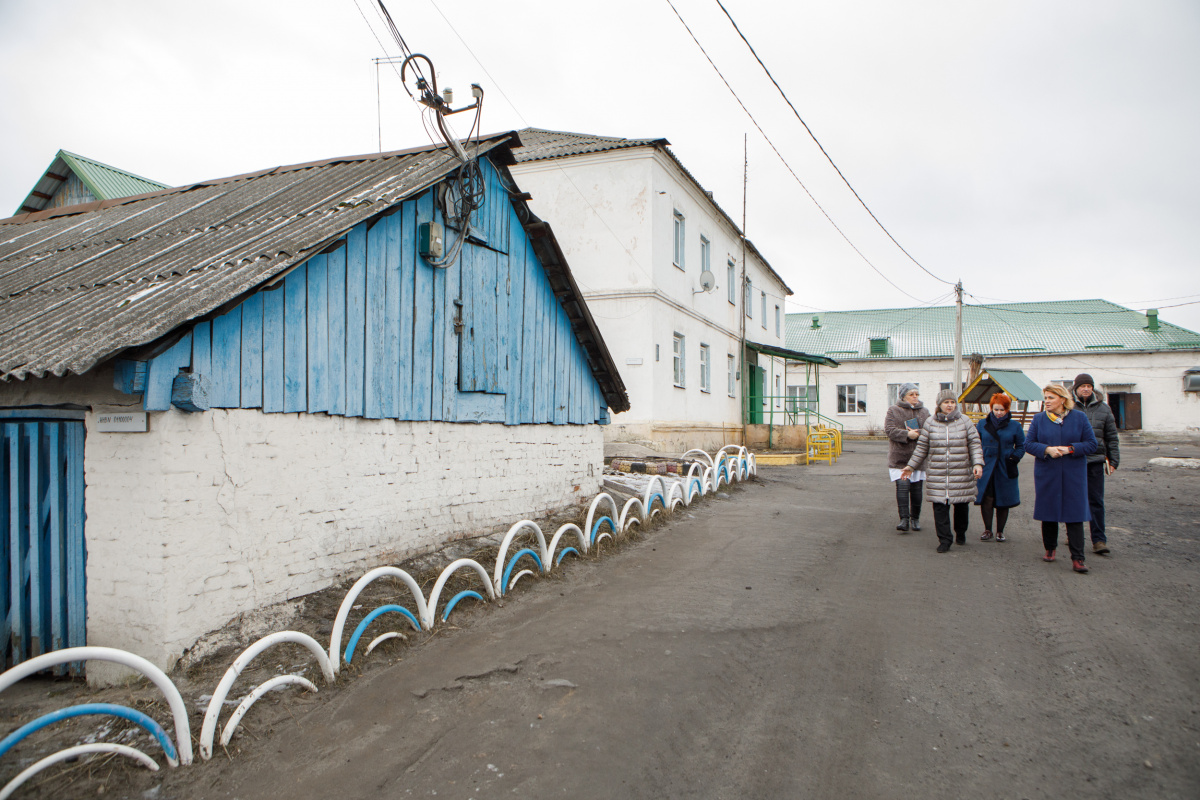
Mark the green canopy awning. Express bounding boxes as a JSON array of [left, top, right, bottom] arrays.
[[745, 340, 839, 367], [960, 368, 1044, 404]]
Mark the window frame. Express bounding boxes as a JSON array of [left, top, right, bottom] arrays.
[[700, 235, 711, 278], [775, 304, 781, 337], [761, 291, 767, 329], [699, 343, 711, 393], [727, 259, 736, 304], [727, 354, 736, 397], [673, 332, 686, 387], [672, 210, 686, 270], [744, 278, 752, 318], [837, 384, 868, 415]]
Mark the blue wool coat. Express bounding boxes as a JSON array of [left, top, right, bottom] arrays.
[[975, 415, 1025, 507], [1025, 408, 1098, 522]]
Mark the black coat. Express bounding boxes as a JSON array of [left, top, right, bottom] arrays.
[[1075, 390, 1121, 467]]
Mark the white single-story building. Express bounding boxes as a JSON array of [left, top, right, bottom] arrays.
[[785, 300, 1200, 436], [0, 133, 628, 682]]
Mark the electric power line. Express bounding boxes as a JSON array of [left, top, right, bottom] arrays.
[[712, 0, 954, 288], [662, 0, 936, 306]]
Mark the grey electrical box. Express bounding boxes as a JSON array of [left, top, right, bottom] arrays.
[[419, 222, 444, 259]]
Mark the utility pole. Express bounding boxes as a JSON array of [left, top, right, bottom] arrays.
[[739, 134, 748, 447], [953, 281, 964, 397]]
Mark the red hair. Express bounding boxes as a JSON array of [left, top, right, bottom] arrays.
[[989, 393, 1012, 410]]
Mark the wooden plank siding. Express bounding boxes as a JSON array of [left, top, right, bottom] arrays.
[[143, 158, 607, 425]]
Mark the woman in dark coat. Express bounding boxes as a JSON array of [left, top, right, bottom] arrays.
[[975, 393, 1025, 542], [1025, 384, 1098, 573]]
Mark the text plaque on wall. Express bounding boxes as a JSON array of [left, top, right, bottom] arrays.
[[96, 411, 148, 432]]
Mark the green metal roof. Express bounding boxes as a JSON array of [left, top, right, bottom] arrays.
[[745, 340, 839, 367], [15, 150, 168, 215], [787, 300, 1200, 360], [58, 150, 168, 201]]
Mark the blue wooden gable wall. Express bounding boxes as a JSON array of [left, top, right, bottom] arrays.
[[135, 158, 607, 426]]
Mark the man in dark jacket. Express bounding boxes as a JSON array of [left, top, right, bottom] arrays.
[[1073, 374, 1120, 555]]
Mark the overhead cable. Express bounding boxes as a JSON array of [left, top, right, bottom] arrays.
[[663, 0, 935, 305], [712, 0, 954, 287]]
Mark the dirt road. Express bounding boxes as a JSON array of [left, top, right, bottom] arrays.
[[28, 440, 1200, 798]]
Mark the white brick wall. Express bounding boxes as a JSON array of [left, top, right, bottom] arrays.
[[2, 370, 603, 681]]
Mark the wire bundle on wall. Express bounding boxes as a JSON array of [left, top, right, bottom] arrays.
[[374, 0, 486, 268]]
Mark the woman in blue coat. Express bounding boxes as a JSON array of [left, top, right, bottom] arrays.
[[975, 393, 1024, 542], [1025, 384, 1098, 573]]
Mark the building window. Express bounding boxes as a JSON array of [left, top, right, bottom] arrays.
[[727, 259, 736, 304], [673, 333, 686, 387], [888, 383, 920, 406], [761, 292, 767, 329], [699, 344, 711, 392], [788, 384, 819, 413], [837, 384, 867, 414], [727, 354, 736, 397], [774, 375, 781, 407], [744, 279, 752, 318], [700, 236, 711, 277], [775, 305, 781, 337], [673, 211, 685, 270]]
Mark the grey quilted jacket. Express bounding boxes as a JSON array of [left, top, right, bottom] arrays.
[[906, 411, 984, 503]]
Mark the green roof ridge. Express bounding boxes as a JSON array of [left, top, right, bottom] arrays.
[[57, 149, 168, 201]]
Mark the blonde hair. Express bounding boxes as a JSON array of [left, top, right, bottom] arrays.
[[1042, 383, 1075, 411]]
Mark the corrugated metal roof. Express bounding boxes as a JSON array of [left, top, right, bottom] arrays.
[[787, 300, 1200, 360], [14, 150, 169, 215], [511, 128, 793, 296], [60, 151, 168, 203], [0, 138, 510, 380], [0, 133, 630, 413]]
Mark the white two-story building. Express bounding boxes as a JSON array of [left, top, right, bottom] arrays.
[[511, 129, 829, 452]]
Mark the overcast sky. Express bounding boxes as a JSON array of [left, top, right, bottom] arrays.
[[3, 0, 1198, 332]]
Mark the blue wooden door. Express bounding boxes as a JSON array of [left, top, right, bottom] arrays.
[[0, 412, 86, 672]]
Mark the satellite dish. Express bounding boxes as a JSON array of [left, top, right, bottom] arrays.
[[699, 270, 716, 292]]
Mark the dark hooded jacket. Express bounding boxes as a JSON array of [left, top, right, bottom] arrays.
[[1074, 389, 1121, 467]]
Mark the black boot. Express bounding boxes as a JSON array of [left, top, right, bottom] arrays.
[[895, 479, 912, 531], [909, 481, 923, 530]]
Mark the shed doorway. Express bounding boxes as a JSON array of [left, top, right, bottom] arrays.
[[0, 410, 87, 672], [1106, 392, 1142, 430]]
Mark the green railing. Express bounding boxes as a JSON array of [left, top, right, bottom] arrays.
[[743, 394, 842, 448]]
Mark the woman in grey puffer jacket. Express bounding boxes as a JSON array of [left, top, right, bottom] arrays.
[[901, 390, 984, 552]]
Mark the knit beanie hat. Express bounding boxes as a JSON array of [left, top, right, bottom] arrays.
[[897, 383, 919, 402], [935, 389, 957, 407], [1073, 373, 1094, 392]]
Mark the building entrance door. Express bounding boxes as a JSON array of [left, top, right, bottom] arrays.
[[1, 411, 87, 672]]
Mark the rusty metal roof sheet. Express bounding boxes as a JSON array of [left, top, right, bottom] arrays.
[[511, 128, 792, 296], [0, 137, 511, 380]]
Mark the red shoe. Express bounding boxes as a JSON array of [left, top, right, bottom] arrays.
[[1043, 550, 1056, 562], [1072, 560, 1089, 574]]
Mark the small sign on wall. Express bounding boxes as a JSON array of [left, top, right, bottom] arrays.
[[95, 411, 148, 432]]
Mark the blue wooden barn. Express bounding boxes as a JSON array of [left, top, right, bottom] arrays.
[[0, 133, 628, 676]]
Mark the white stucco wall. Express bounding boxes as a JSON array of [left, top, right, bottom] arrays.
[[1, 370, 603, 681], [512, 147, 790, 451], [792, 351, 1200, 435]]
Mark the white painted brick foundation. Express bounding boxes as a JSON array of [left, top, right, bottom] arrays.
[[2, 371, 603, 683]]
